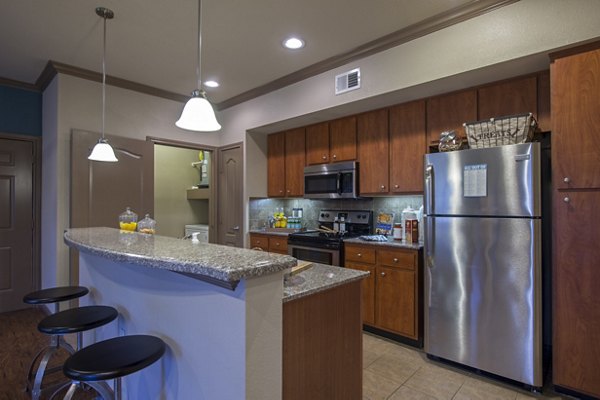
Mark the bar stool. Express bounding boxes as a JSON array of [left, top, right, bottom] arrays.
[[29, 305, 119, 399], [56, 335, 166, 400], [23, 286, 90, 398]]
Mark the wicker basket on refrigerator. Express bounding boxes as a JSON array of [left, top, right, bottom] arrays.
[[464, 113, 537, 149]]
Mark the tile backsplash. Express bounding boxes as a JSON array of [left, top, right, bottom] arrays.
[[249, 196, 423, 231]]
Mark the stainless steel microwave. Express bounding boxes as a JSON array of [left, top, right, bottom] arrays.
[[303, 161, 359, 199]]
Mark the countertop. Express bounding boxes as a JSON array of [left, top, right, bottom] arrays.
[[64, 227, 297, 289], [343, 237, 423, 250], [283, 263, 369, 302], [249, 228, 294, 236]]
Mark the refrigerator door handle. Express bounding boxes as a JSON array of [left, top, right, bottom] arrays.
[[425, 164, 434, 215], [425, 216, 434, 308]]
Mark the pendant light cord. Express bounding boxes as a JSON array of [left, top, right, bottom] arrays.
[[102, 12, 107, 140], [197, 0, 202, 91]]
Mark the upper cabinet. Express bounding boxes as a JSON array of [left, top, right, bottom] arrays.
[[389, 101, 427, 193], [427, 89, 477, 146], [478, 75, 537, 120], [267, 128, 305, 198], [306, 117, 357, 165], [357, 109, 389, 195], [552, 47, 600, 190]]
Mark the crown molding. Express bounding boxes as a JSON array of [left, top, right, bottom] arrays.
[[35, 61, 188, 103], [0, 76, 39, 92]]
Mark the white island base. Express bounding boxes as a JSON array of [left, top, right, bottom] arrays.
[[78, 252, 285, 400]]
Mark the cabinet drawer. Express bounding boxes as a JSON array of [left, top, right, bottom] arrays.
[[345, 245, 376, 264], [269, 237, 288, 253], [249, 234, 269, 251], [379, 249, 416, 270]]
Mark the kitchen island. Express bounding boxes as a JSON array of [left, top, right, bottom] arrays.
[[64, 227, 367, 400]]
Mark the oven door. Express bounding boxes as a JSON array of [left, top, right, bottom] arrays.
[[288, 243, 340, 266]]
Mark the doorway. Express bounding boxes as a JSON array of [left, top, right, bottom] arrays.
[[0, 133, 41, 312]]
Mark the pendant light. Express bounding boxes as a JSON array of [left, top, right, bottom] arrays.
[[176, 0, 221, 132], [88, 7, 118, 162]]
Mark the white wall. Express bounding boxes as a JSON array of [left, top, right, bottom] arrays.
[[41, 74, 221, 287]]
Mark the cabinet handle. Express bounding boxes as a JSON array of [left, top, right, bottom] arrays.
[[275, 242, 280, 246], [279, 190, 283, 194], [333, 154, 337, 159], [380, 272, 386, 277], [563, 196, 570, 203], [286, 189, 290, 193], [394, 184, 399, 189], [393, 258, 398, 263], [357, 253, 362, 257], [380, 185, 386, 190], [563, 177, 570, 183], [322, 155, 327, 160]]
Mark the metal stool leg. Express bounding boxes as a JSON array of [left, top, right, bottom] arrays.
[[27, 335, 77, 399]]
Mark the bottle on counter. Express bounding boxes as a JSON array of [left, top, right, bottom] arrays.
[[333, 217, 340, 232], [393, 223, 402, 240], [339, 216, 346, 233]]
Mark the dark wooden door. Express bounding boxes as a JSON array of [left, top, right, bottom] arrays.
[[71, 130, 154, 283], [376, 266, 415, 338], [357, 109, 389, 195], [478, 76, 537, 120], [552, 48, 600, 190], [284, 128, 305, 197], [305, 122, 329, 165], [330, 116, 356, 163], [0, 137, 35, 312], [553, 190, 600, 398], [218, 144, 243, 247], [426, 89, 477, 145], [267, 132, 285, 197], [345, 262, 375, 325], [389, 100, 426, 193]]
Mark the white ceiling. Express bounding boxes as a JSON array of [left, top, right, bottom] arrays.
[[1, 0, 493, 106]]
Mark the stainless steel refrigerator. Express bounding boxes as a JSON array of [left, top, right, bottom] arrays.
[[424, 142, 542, 388]]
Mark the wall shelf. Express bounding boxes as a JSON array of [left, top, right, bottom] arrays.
[[187, 188, 210, 200]]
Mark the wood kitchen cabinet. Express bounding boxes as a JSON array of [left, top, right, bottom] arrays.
[[477, 75, 538, 120], [305, 116, 357, 165], [551, 44, 600, 399], [389, 100, 426, 193], [426, 89, 477, 146], [345, 243, 421, 341], [249, 233, 288, 255], [267, 128, 305, 197], [357, 109, 389, 195]]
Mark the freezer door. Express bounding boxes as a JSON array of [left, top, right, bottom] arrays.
[[424, 216, 542, 386], [424, 143, 541, 217]]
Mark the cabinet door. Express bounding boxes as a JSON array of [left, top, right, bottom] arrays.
[[330, 116, 357, 162], [267, 132, 285, 197], [305, 122, 329, 165], [376, 266, 415, 338], [285, 128, 306, 197], [552, 48, 600, 189], [478, 76, 537, 120], [553, 191, 600, 397], [346, 262, 375, 325], [427, 89, 476, 145], [268, 235, 288, 254], [389, 100, 426, 193], [357, 109, 389, 194]]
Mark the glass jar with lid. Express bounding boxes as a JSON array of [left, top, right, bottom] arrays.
[[137, 214, 156, 234], [119, 207, 138, 231]]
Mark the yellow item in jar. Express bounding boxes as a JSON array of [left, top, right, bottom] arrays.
[[119, 221, 137, 231]]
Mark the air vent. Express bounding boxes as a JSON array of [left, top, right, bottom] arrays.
[[335, 68, 361, 95]]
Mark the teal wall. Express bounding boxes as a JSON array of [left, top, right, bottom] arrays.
[[0, 84, 42, 136]]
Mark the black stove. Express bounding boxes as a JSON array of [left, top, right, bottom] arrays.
[[287, 210, 372, 265]]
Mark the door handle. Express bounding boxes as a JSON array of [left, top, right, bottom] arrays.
[[232, 226, 240, 230], [425, 164, 434, 215]]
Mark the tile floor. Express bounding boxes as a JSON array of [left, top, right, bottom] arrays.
[[362, 333, 568, 400]]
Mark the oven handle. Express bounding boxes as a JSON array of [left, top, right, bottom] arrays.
[[337, 172, 342, 195]]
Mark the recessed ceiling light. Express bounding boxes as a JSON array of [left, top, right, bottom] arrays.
[[283, 37, 305, 50], [204, 80, 219, 88]]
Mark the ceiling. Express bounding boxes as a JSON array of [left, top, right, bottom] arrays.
[[0, 0, 512, 108]]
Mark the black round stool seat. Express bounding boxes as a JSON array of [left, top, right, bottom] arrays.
[[63, 335, 166, 382], [23, 286, 89, 305], [38, 306, 118, 335]]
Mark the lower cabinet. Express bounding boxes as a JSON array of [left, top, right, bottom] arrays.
[[249, 233, 288, 255], [345, 243, 421, 341]]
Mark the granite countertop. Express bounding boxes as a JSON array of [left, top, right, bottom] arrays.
[[64, 227, 297, 289], [343, 237, 423, 250], [283, 263, 368, 302]]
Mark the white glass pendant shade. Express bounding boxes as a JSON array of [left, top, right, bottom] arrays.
[[176, 90, 222, 132], [88, 139, 118, 162]]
